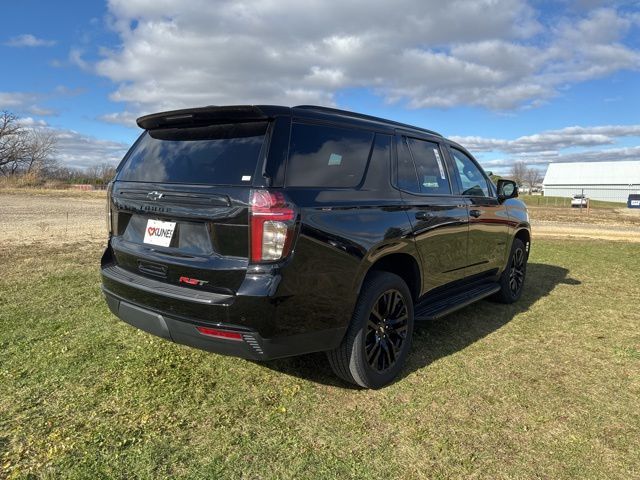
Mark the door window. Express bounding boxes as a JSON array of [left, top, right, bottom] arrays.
[[397, 137, 451, 195], [450, 148, 490, 197]]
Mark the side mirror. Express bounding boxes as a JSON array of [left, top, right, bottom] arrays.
[[497, 179, 518, 201]]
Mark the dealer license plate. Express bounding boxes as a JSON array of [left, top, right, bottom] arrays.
[[143, 219, 176, 247]]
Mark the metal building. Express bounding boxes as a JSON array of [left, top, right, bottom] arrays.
[[542, 161, 640, 203]]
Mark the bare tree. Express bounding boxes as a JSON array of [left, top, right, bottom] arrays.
[[0, 111, 27, 176], [49, 165, 77, 181], [510, 161, 528, 186], [85, 162, 117, 184], [524, 167, 542, 191], [0, 111, 58, 177], [98, 163, 117, 183], [23, 129, 57, 174]]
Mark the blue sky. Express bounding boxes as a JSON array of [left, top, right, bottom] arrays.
[[1, 0, 639, 174]]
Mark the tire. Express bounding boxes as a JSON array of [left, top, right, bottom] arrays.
[[492, 238, 528, 304], [327, 272, 414, 389]]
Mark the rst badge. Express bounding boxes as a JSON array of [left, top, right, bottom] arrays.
[[143, 219, 176, 247], [179, 276, 209, 287]]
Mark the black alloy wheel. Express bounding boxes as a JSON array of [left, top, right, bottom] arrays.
[[327, 271, 414, 389], [508, 246, 526, 296], [492, 237, 528, 304], [365, 289, 409, 372]]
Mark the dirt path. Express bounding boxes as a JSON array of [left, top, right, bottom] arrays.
[[0, 192, 107, 247], [531, 221, 640, 242]]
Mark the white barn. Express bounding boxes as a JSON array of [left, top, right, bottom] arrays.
[[542, 161, 640, 203]]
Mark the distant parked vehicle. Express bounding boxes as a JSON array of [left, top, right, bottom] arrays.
[[571, 194, 589, 208], [628, 194, 640, 209]]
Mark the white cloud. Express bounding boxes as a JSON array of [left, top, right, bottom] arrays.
[[17, 117, 49, 127], [481, 146, 640, 170], [0, 92, 40, 108], [53, 129, 129, 169], [98, 111, 140, 128], [69, 48, 91, 72], [457, 124, 640, 174], [93, 1, 640, 114], [0, 88, 86, 117], [4, 34, 56, 47], [451, 125, 640, 154], [0, 92, 56, 116]]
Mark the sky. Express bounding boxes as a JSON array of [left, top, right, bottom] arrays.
[[1, 0, 639, 175]]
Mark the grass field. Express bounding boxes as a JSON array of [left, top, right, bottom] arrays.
[[1, 192, 640, 479], [520, 194, 628, 209]]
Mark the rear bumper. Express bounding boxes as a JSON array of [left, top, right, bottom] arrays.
[[101, 263, 347, 360], [103, 289, 345, 360]]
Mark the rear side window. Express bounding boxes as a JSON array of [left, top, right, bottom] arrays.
[[117, 122, 267, 185], [397, 137, 451, 195], [286, 123, 374, 187]]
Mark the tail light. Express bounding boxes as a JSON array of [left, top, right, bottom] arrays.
[[106, 182, 113, 235], [249, 189, 296, 263], [196, 326, 243, 341]]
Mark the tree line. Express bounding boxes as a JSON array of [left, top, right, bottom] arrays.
[[0, 110, 116, 185], [510, 161, 542, 191], [489, 162, 543, 192]]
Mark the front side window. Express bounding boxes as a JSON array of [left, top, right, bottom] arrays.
[[450, 148, 490, 197], [286, 123, 374, 187]]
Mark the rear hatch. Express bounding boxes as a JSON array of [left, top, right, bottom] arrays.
[[108, 118, 270, 295]]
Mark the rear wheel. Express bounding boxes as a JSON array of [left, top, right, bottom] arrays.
[[327, 272, 414, 389], [492, 238, 527, 304]]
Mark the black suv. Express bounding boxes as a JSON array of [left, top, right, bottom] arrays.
[[101, 105, 530, 388]]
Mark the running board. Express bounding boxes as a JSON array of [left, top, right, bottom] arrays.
[[414, 283, 501, 321]]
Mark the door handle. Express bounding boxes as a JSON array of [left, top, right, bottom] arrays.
[[415, 211, 435, 221], [470, 209, 482, 218]]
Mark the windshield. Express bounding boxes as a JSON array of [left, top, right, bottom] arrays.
[[117, 122, 268, 185]]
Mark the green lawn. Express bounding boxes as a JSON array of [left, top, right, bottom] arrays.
[[1, 239, 639, 479]]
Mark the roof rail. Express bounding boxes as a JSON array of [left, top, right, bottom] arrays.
[[294, 105, 443, 137]]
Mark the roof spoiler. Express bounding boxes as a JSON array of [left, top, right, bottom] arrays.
[[136, 105, 268, 130]]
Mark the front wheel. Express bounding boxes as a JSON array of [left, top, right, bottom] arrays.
[[492, 238, 528, 304], [327, 272, 414, 389]]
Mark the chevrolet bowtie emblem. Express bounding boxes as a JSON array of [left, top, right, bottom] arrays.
[[147, 191, 164, 201]]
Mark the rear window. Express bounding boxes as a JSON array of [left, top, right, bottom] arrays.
[[117, 122, 267, 185], [286, 123, 374, 187]]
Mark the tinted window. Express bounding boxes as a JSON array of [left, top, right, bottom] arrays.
[[450, 148, 490, 197], [367, 134, 392, 188], [286, 123, 374, 187], [406, 138, 451, 194], [117, 122, 267, 185], [397, 136, 419, 193]]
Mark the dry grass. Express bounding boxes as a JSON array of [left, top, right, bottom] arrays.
[[529, 206, 640, 227], [0, 191, 106, 248], [528, 206, 640, 242]]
